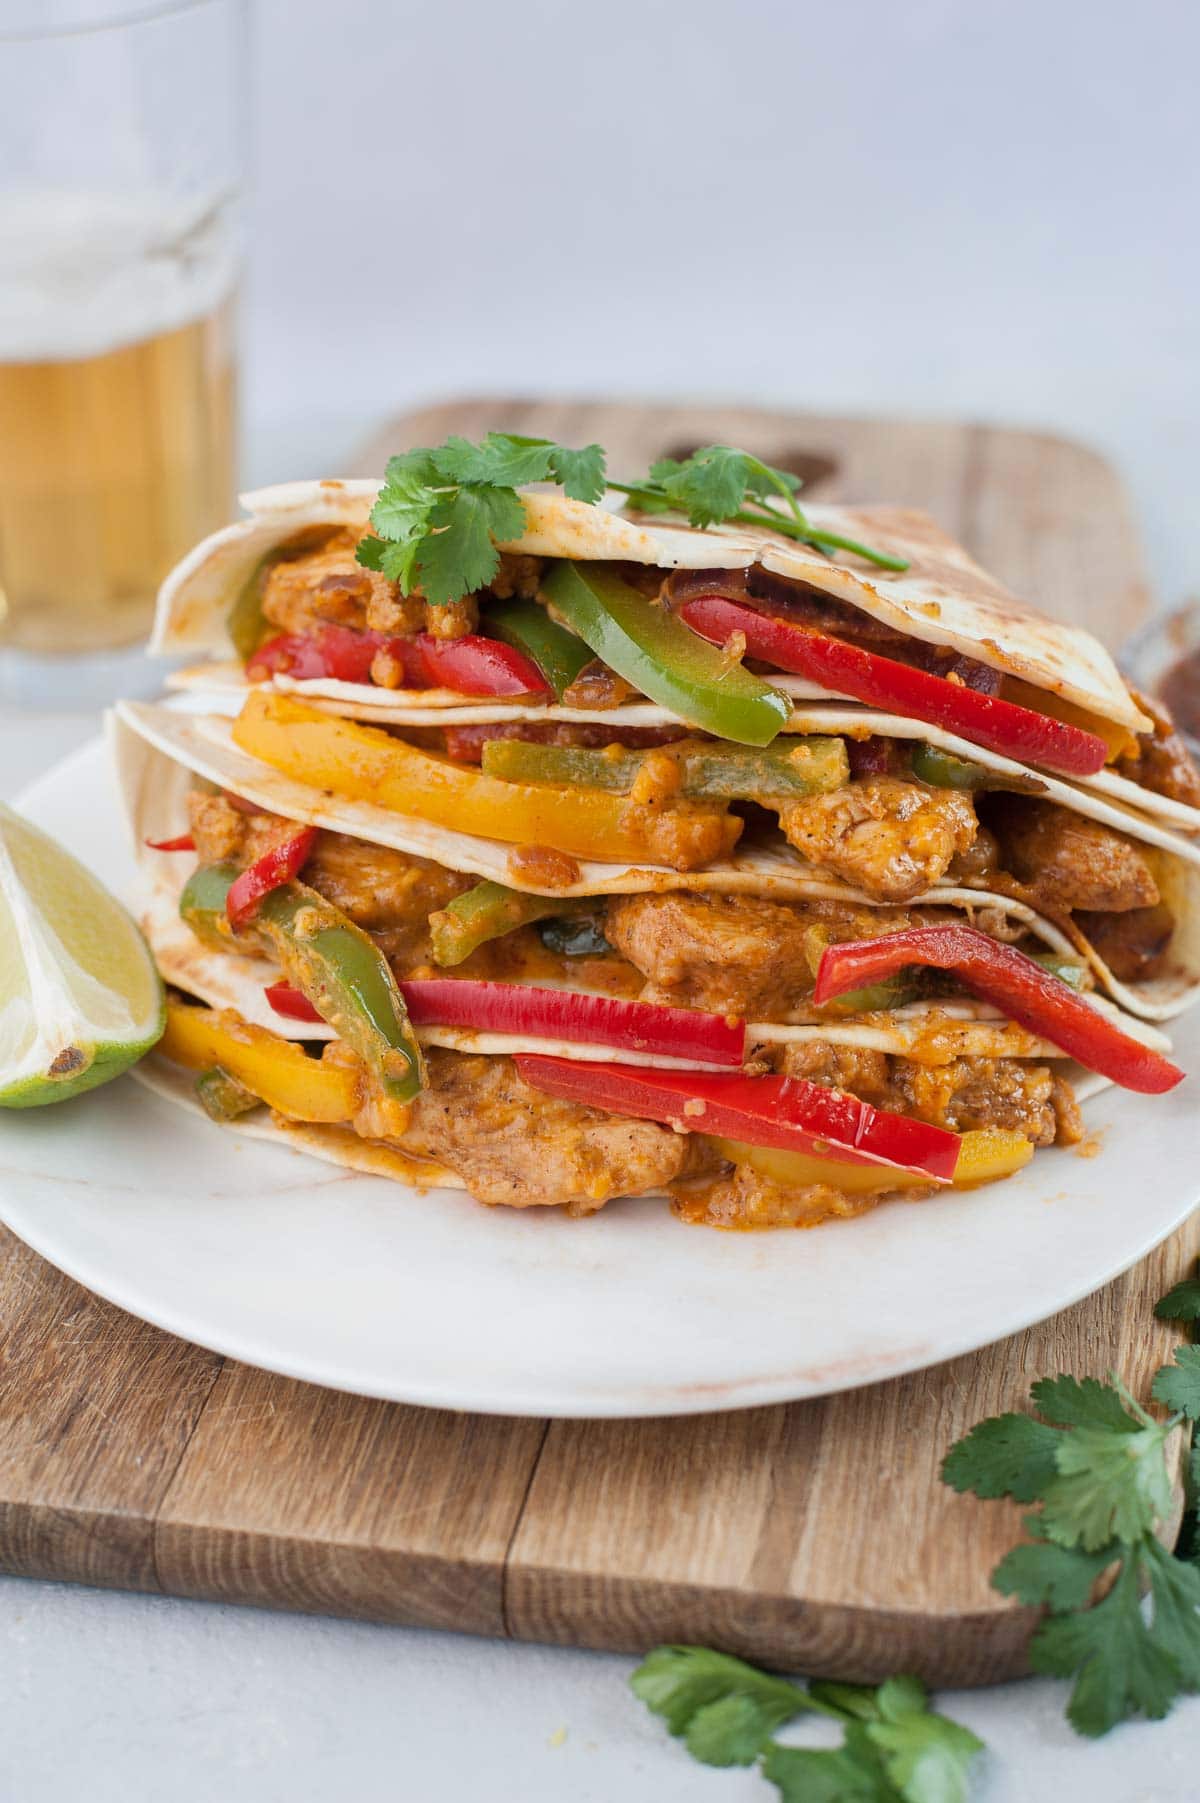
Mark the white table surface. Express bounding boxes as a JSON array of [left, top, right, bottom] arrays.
[[3, 635, 1198, 1801]]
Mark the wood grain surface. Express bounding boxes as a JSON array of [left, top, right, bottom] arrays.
[[0, 398, 1189, 1687]]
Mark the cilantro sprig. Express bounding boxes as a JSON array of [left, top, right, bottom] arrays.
[[631, 1647, 982, 1803], [356, 432, 606, 605], [942, 1310, 1200, 1738], [608, 444, 909, 572]]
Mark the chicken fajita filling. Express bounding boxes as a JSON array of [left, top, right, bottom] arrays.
[[148, 769, 1180, 1224]]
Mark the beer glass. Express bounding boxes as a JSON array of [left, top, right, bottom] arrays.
[[0, 0, 245, 705]]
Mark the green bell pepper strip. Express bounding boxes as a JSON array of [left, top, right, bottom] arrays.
[[814, 976, 923, 1016], [194, 1065, 260, 1122], [483, 597, 593, 701], [909, 743, 992, 789], [226, 554, 275, 663], [179, 864, 424, 1101], [479, 734, 849, 799], [429, 880, 591, 968], [1029, 953, 1088, 991], [255, 884, 424, 1103], [179, 861, 244, 952], [909, 742, 1044, 794], [540, 561, 790, 747]]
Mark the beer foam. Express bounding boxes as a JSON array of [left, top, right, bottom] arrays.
[[0, 189, 238, 363]]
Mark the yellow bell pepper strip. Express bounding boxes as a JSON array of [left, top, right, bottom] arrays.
[[709, 1137, 933, 1195], [429, 880, 591, 967], [159, 999, 359, 1123], [712, 1126, 1034, 1194], [194, 1065, 260, 1122], [951, 1128, 1034, 1187], [539, 561, 790, 747], [232, 692, 742, 872], [483, 597, 593, 700], [479, 734, 850, 800]]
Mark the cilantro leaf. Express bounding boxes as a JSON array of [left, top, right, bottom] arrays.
[[1155, 1276, 1200, 1322], [370, 470, 438, 544], [991, 1533, 1117, 1610], [764, 1724, 901, 1802], [413, 486, 527, 607], [431, 433, 558, 489], [809, 1680, 889, 1721], [1142, 1535, 1200, 1686], [1030, 1549, 1182, 1736], [1151, 1345, 1200, 1420], [650, 444, 786, 530], [940, 1411, 1060, 1502], [355, 533, 421, 587], [545, 441, 606, 503], [365, 432, 608, 603], [868, 1681, 984, 1803], [1031, 1374, 1144, 1434], [1040, 1422, 1174, 1550], [383, 448, 443, 487], [629, 1646, 807, 1765]]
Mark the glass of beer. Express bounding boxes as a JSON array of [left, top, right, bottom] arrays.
[[0, 0, 245, 705]]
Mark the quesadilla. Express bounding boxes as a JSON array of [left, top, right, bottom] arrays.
[[125, 437, 1196, 1228], [115, 694, 1182, 1230]]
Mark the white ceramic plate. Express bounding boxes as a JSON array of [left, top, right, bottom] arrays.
[[3, 735, 1198, 1418]]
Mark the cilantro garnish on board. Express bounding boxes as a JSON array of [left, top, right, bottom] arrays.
[[630, 1646, 982, 1802], [942, 1326, 1200, 1738], [356, 432, 607, 605], [629, 1267, 1200, 1795]]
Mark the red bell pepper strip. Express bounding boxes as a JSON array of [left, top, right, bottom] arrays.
[[226, 828, 317, 930], [145, 833, 196, 852], [399, 980, 746, 1066], [812, 924, 1184, 1096], [679, 596, 1109, 778], [264, 980, 324, 1023], [416, 634, 548, 697], [514, 1055, 961, 1179], [247, 625, 548, 697]]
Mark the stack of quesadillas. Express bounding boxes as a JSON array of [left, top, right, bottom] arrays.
[[116, 457, 1198, 1228]]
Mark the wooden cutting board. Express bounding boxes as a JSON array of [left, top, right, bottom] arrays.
[[0, 398, 1193, 1688]]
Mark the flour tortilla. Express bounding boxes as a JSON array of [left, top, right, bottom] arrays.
[[152, 478, 1150, 735], [113, 700, 1200, 1023]]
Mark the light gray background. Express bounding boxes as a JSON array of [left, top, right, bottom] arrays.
[[6, 0, 1200, 1796]]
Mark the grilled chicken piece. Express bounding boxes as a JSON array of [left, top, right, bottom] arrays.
[[673, 1165, 888, 1230], [778, 777, 977, 903], [393, 1049, 689, 1212], [1074, 901, 1175, 982], [1117, 689, 1200, 808], [304, 836, 472, 967], [775, 1041, 1080, 1148], [186, 791, 471, 968], [261, 530, 416, 636], [188, 790, 303, 865], [604, 891, 918, 1017], [986, 797, 1159, 914]]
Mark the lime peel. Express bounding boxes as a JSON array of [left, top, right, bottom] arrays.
[[0, 803, 165, 1107]]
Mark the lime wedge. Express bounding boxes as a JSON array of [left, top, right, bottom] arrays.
[[0, 802, 164, 1107]]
